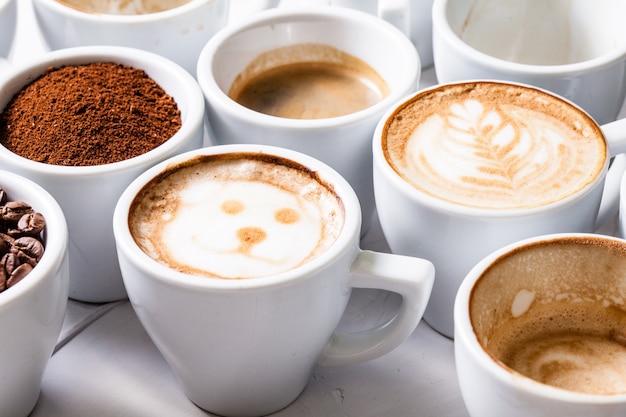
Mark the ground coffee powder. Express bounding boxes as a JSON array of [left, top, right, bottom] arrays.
[[0, 62, 182, 166]]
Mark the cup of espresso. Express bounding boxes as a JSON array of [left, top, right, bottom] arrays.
[[197, 6, 420, 235], [113, 144, 434, 417], [432, 0, 626, 125], [373, 80, 626, 338], [455, 233, 626, 417]]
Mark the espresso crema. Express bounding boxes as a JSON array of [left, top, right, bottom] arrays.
[[383, 82, 607, 209], [129, 153, 345, 279], [228, 43, 389, 120]]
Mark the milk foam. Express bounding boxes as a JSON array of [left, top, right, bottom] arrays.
[[130, 154, 344, 279], [58, 0, 190, 14], [384, 83, 606, 209]]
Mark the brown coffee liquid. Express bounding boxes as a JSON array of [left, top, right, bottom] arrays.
[[487, 303, 626, 395], [471, 237, 626, 395], [228, 45, 389, 120]]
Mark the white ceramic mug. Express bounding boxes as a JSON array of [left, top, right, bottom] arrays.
[[113, 144, 435, 417], [455, 233, 626, 417], [0, 46, 205, 302], [0, 170, 69, 417], [31, 0, 279, 74], [373, 80, 626, 338], [432, 0, 626, 125], [329, 0, 434, 68], [197, 6, 420, 235]]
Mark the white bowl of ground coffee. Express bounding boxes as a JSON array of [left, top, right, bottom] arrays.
[[0, 45, 205, 302]]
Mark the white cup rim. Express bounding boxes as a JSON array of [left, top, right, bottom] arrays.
[[373, 80, 611, 218], [0, 169, 68, 308], [433, 0, 626, 75], [113, 144, 362, 291], [455, 232, 626, 403], [0, 45, 205, 177], [196, 5, 420, 130], [32, 0, 212, 22]]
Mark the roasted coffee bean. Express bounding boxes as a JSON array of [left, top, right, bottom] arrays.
[[0, 236, 10, 257], [6, 263, 33, 288], [0, 189, 7, 205], [11, 212, 45, 237], [1, 252, 18, 277], [0, 267, 5, 291], [2, 201, 34, 224], [14, 236, 44, 263]]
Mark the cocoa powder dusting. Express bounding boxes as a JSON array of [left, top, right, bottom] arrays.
[[0, 62, 182, 166]]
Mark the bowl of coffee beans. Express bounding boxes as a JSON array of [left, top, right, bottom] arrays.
[[0, 169, 69, 417]]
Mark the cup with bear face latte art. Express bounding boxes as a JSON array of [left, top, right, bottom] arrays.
[[455, 233, 626, 417], [373, 80, 626, 339], [113, 144, 434, 417]]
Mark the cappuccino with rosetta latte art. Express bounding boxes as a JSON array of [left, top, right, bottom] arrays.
[[382, 82, 607, 209], [128, 152, 345, 279]]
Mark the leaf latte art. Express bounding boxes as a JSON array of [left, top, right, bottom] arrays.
[[383, 83, 607, 209]]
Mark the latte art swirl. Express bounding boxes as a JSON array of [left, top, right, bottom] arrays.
[[383, 83, 607, 209]]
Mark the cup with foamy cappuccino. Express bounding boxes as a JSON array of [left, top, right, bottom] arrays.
[[373, 80, 626, 338], [197, 6, 420, 235], [113, 144, 434, 417], [455, 233, 626, 417], [31, 0, 279, 74]]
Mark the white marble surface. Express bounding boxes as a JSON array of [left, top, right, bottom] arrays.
[[4, 1, 622, 416]]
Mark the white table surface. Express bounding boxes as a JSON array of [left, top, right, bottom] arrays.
[[5, 1, 622, 416]]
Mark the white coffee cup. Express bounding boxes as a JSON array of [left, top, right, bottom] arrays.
[[329, 0, 434, 68], [31, 0, 279, 74], [432, 0, 626, 125], [0, 46, 205, 302], [0, 169, 69, 417], [113, 143, 435, 417], [197, 6, 420, 235], [455, 233, 626, 417], [0, 0, 16, 58], [373, 80, 626, 338]]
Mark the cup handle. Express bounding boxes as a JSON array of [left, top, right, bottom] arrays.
[[602, 117, 626, 157], [378, 0, 411, 36], [595, 120, 626, 231], [596, 153, 626, 231], [316, 250, 434, 367]]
